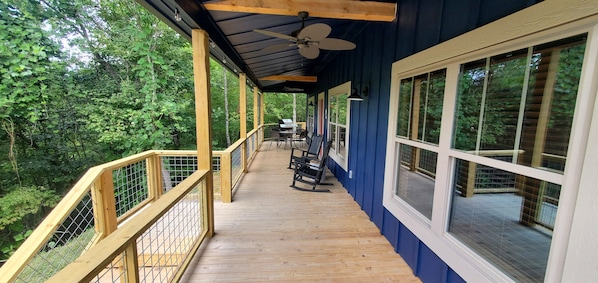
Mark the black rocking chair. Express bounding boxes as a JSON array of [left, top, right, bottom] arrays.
[[290, 140, 333, 192], [288, 134, 323, 169]]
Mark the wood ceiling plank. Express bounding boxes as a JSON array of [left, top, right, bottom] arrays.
[[260, 75, 317, 82], [203, 0, 396, 22]]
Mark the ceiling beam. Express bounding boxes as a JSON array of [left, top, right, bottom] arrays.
[[260, 75, 318, 82], [202, 0, 396, 22]]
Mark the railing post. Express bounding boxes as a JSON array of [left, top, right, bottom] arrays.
[[122, 243, 139, 283], [147, 153, 164, 200], [253, 86, 259, 130], [220, 152, 232, 203], [239, 73, 248, 173], [92, 170, 118, 239]]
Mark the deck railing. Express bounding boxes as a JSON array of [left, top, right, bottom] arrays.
[[0, 125, 266, 282]]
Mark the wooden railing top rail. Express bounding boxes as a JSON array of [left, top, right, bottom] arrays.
[[465, 149, 525, 156], [0, 166, 103, 282], [47, 169, 210, 282]]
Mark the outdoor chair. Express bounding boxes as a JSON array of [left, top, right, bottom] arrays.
[[269, 129, 286, 149], [288, 134, 323, 169], [291, 129, 308, 148], [290, 140, 333, 192]]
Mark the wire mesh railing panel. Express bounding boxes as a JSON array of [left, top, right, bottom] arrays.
[[136, 186, 203, 282], [418, 149, 437, 174], [231, 146, 243, 183], [212, 155, 221, 195], [212, 156, 221, 172], [475, 156, 516, 190], [399, 144, 412, 166], [251, 134, 256, 155], [161, 156, 198, 193], [15, 192, 96, 282], [89, 251, 126, 283], [113, 160, 149, 217]]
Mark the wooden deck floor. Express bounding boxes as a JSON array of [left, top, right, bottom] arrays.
[[182, 143, 420, 282]]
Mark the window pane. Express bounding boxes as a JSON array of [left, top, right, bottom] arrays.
[[450, 158, 559, 283], [452, 35, 587, 172], [417, 69, 446, 144], [339, 126, 346, 157], [519, 36, 586, 170], [338, 93, 348, 125], [397, 78, 412, 138], [329, 96, 337, 123], [453, 59, 486, 151], [330, 125, 337, 151], [395, 144, 436, 219]]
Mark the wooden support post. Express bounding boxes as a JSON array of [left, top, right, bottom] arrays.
[[239, 73, 248, 173], [192, 29, 214, 236], [92, 170, 118, 239], [146, 154, 163, 200], [260, 92, 265, 126], [260, 92, 265, 144], [122, 243, 139, 283], [220, 153, 232, 203], [253, 86, 259, 130]]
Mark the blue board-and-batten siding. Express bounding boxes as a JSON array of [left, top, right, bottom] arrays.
[[313, 0, 538, 282]]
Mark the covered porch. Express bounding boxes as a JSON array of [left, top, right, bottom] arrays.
[[183, 145, 419, 282]]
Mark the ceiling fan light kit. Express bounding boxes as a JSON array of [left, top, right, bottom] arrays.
[[254, 11, 356, 59]]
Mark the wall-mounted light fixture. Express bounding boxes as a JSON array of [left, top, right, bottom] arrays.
[[174, 8, 182, 22], [347, 83, 370, 101]]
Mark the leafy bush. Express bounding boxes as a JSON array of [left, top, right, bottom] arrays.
[[0, 186, 59, 260]]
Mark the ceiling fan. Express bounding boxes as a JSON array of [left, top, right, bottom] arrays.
[[253, 11, 356, 59]]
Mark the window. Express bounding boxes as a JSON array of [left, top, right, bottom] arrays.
[[383, 12, 596, 283], [328, 82, 351, 170], [393, 70, 446, 220], [447, 35, 587, 283], [307, 97, 315, 134]]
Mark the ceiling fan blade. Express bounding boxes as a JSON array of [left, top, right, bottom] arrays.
[[297, 23, 331, 41], [317, 38, 357, 50], [261, 43, 293, 53], [298, 45, 320, 59], [253, 29, 295, 41]]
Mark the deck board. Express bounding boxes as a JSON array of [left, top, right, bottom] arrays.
[[182, 144, 420, 282]]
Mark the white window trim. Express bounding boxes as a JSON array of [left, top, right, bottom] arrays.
[[383, 2, 598, 282], [327, 82, 351, 171]]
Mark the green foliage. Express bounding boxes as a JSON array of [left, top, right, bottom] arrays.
[[0, 186, 59, 259], [0, 0, 307, 262]]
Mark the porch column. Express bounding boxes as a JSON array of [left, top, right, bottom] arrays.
[[260, 92, 265, 125], [191, 29, 214, 236], [239, 73, 248, 172], [254, 87, 259, 129]]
